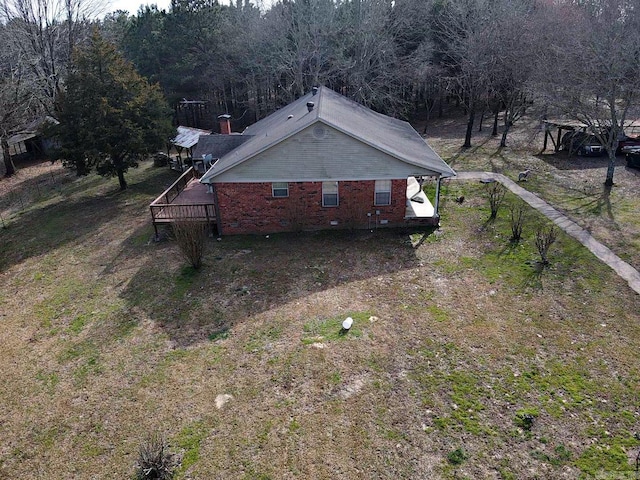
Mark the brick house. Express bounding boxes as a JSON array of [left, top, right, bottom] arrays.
[[198, 86, 456, 235]]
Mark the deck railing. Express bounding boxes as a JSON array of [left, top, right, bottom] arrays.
[[152, 166, 196, 206], [150, 167, 216, 231]]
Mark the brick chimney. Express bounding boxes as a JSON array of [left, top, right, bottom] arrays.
[[218, 114, 231, 134]]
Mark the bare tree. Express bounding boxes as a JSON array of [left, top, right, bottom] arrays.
[[435, 0, 496, 147], [0, 0, 102, 114], [536, 0, 640, 186], [485, 0, 540, 148], [0, 25, 39, 177], [332, 0, 407, 114]]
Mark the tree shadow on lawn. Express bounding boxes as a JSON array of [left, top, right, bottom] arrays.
[[534, 152, 624, 171], [549, 181, 615, 222], [0, 162, 74, 208], [444, 136, 495, 170], [0, 167, 176, 273], [120, 227, 436, 347]]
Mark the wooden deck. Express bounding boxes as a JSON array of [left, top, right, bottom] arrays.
[[150, 167, 216, 237]]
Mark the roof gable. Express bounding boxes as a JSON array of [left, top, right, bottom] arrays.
[[200, 87, 455, 183], [210, 124, 446, 183]]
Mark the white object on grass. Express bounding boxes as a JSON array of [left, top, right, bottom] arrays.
[[342, 317, 353, 330]]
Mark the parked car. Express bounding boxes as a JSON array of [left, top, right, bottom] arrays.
[[626, 151, 640, 169], [617, 135, 640, 155], [561, 131, 606, 156]]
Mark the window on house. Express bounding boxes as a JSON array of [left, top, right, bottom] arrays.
[[374, 180, 391, 206], [272, 182, 289, 198], [322, 181, 339, 207]]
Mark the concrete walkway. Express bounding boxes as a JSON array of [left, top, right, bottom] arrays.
[[451, 171, 640, 295]]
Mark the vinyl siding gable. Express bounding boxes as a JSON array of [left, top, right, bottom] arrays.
[[210, 123, 441, 183]]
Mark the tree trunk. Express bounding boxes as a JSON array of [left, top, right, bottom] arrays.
[[492, 108, 499, 136], [604, 152, 615, 186], [1, 138, 16, 177], [500, 124, 510, 147], [117, 167, 127, 190], [76, 158, 88, 176], [463, 106, 475, 148], [113, 156, 127, 190], [500, 112, 511, 147]]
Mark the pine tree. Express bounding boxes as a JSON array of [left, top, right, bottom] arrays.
[[55, 31, 174, 189]]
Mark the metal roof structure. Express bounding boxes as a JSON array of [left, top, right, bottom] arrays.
[[171, 126, 212, 149], [543, 118, 640, 130], [8, 116, 59, 146], [200, 86, 455, 183], [8, 132, 38, 146]]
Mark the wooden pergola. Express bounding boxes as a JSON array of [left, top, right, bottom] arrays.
[[541, 119, 587, 153], [542, 118, 640, 153]]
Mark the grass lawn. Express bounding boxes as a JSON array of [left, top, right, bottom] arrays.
[[426, 114, 640, 272], [0, 128, 639, 479]]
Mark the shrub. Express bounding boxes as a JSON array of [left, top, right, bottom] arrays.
[[447, 447, 467, 465], [535, 225, 558, 265], [172, 221, 209, 269], [135, 433, 176, 480], [509, 201, 528, 242], [485, 182, 506, 219], [515, 408, 539, 431]]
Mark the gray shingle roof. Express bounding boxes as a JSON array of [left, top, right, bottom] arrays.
[[192, 134, 252, 160], [200, 86, 455, 183]]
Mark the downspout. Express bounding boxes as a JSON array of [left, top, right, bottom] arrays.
[[212, 184, 223, 236], [434, 175, 442, 218]]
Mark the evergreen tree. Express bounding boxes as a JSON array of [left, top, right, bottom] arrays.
[[55, 31, 174, 189]]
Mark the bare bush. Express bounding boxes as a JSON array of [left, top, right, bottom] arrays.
[[172, 221, 209, 269], [485, 182, 506, 219], [286, 197, 307, 232], [135, 433, 176, 480], [535, 225, 557, 265], [343, 194, 369, 231], [509, 201, 527, 242]]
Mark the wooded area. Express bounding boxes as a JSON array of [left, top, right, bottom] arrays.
[[1, 0, 640, 184]]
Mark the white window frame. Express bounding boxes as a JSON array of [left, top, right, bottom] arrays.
[[322, 181, 339, 207], [374, 180, 392, 206], [272, 182, 289, 198]]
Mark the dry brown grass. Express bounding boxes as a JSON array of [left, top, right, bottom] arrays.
[[0, 136, 639, 480]]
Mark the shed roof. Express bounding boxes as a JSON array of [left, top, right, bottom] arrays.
[[200, 86, 455, 183], [8, 116, 59, 145], [22, 115, 59, 132], [171, 126, 212, 149], [8, 132, 38, 146]]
